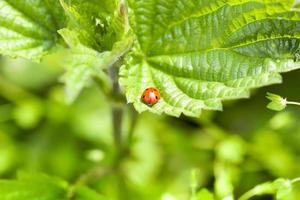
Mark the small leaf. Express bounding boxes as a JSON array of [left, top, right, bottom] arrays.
[[58, 0, 132, 103], [0, 0, 65, 61], [266, 93, 287, 111], [273, 179, 292, 200], [59, 0, 124, 51], [59, 44, 111, 103]]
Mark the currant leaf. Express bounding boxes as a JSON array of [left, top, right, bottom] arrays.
[[120, 0, 300, 117]]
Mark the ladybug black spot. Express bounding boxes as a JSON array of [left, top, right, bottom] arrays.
[[142, 95, 145, 98], [155, 96, 158, 99]]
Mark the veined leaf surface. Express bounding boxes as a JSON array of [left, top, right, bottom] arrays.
[[0, 0, 65, 61], [120, 0, 300, 117]]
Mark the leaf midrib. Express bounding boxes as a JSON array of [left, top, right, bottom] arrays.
[[146, 36, 300, 58]]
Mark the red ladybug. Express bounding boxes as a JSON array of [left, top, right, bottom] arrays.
[[141, 87, 161, 106]]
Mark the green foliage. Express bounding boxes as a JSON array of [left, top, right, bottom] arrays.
[[120, 0, 300, 117], [0, 0, 65, 61], [58, 0, 131, 103], [59, 28, 133, 102], [1, 55, 300, 199], [1, 1, 300, 200], [239, 178, 298, 200], [0, 171, 107, 200], [59, 0, 118, 50], [1, 0, 300, 116], [195, 189, 214, 200], [73, 186, 106, 200], [0, 172, 67, 200]]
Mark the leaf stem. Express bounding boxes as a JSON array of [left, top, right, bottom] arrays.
[[238, 190, 257, 200], [109, 62, 124, 150], [286, 101, 300, 106], [109, 59, 130, 200], [291, 177, 300, 184], [239, 177, 300, 200], [67, 167, 113, 199]]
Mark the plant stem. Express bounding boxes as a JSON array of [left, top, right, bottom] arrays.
[[287, 101, 300, 106], [291, 177, 300, 184], [239, 190, 256, 200], [109, 62, 124, 150], [126, 105, 138, 146], [109, 59, 129, 200], [67, 167, 113, 199], [112, 102, 123, 149]]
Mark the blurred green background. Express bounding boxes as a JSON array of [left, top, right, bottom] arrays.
[[1, 49, 300, 200]]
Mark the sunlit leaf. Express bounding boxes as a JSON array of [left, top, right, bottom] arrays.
[[0, 172, 67, 200], [0, 0, 65, 61], [58, 0, 132, 103], [120, 0, 300, 117], [195, 189, 214, 200]]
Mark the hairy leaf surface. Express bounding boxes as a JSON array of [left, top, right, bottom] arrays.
[[120, 0, 300, 117], [0, 0, 65, 61]]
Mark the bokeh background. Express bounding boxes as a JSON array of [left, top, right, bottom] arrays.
[[1, 1, 300, 199]]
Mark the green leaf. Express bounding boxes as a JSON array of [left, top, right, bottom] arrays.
[[266, 92, 287, 111], [0, 172, 68, 200], [195, 189, 215, 200], [273, 179, 293, 200], [239, 178, 293, 200], [58, 0, 132, 102], [74, 186, 106, 200], [0, 0, 65, 61], [59, 0, 124, 51], [59, 29, 133, 103], [120, 0, 300, 117]]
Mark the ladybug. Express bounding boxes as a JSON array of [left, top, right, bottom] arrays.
[[141, 87, 161, 106]]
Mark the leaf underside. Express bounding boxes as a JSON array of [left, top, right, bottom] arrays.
[[0, 0, 65, 61], [120, 0, 300, 117]]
